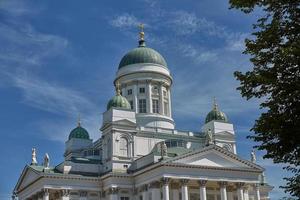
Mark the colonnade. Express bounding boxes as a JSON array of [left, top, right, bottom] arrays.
[[136, 178, 261, 200], [22, 180, 262, 200]]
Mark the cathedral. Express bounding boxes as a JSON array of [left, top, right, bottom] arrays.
[[13, 27, 273, 200]]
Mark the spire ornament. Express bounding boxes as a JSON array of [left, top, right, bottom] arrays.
[[213, 97, 218, 110], [77, 113, 81, 127], [138, 23, 146, 47], [115, 81, 121, 95]]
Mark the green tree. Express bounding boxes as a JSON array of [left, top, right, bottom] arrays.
[[229, 0, 300, 197]]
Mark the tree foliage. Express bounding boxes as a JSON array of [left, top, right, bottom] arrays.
[[229, 0, 300, 197]]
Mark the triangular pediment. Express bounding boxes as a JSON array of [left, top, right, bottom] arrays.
[[215, 131, 234, 136], [15, 165, 41, 192], [113, 119, 136, 126], [167, 145, 263, 171]]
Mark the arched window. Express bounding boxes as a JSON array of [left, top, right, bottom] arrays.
[[119, 137, 128, 157]]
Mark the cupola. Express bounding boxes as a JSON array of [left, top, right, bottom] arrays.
[[205, 98, 229, 124], [68, 119, 90, 140]]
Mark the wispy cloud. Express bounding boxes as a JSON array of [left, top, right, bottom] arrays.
[[110, 14, 140, 29], [176, 43, 217, 64], [9, 72, 95, 115], [0, 0, 40, 17]]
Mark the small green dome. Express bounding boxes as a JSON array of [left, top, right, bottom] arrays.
[[69, 125, 90, 140], [205, 100, 229, 123], [107, 94, 131, 110], [118, 45, 167, 69]]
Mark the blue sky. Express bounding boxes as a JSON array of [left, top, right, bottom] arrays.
[[0, 0, 290, 199]]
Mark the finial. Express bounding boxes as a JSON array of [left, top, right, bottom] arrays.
[[77, 113, 81, 127], [31, 148, 38, 165], [115, 81, 121, 95], [213, 97, 218, 110], [138, 23, 146, 47]]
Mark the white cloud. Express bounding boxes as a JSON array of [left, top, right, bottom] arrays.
[[0, 0, 37, 16], [110, 14, 139, 29], [170, 11, 226, 37], [0, 22, 69, 70], [9, 72, 96, 115], [176, 43, 217, 64]]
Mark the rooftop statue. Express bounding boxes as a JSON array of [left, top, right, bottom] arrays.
[[44, 153, 50, 169], [31, 148, 37, 166], [251, 149, 256, 163]]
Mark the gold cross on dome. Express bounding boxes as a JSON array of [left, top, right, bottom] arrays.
[[139, 23, 144, 32]]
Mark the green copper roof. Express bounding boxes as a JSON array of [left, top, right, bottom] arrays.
[[69, 125, 90, 140], [107, 94, 131, 110], [118, 46, 168, 69], [205, 100, 228, 123]]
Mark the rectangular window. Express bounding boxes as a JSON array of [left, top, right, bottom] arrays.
[[139, 87, 145, 93], [139, 99, 146, 113], [129, 100, 133, 110], [152, 99, 159, 113], [127, 89, 132, 95], [120, 197, 129, 200], [164, 102, 169, 115]]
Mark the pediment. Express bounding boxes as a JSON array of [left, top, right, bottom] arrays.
[[113, 119, 136, 126], [167, 145, 263, 171], [15, 165, 41, 192], [215, 131, 234, 136]]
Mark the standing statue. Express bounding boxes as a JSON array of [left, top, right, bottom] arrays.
[[205, 129, 213, 146], [161, 141, 168, 158], [31, 148, 38, 165], [44, 153, 50, 168], [251, 149, 256, 163]]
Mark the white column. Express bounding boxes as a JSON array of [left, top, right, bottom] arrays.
[[149, 181, 160, 200], [199, 180, 207, 200], [219, 182, 227, 200], [167, 87, 172, 117], [255, 185, 260, 200], [61, 190, 70, 200], [133, 83, 138, 113], [147, 81, 152, 113], [172, 189, 179, 200], [162, 178, 170, 200], [236, 183, 244, 200], [243, 187, 249, 200], [42, 189, 49, 200], [180, 179, 189, 200], [159, 83, 164, 115]]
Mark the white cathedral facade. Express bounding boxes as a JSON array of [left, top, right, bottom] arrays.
[[14, 29, 273, 200]]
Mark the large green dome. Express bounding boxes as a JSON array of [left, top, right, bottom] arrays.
[[205, 100, 229, 123], [118, 45, 167, 69], [69, 125, 90, 140], [107, 94, 131, 110]]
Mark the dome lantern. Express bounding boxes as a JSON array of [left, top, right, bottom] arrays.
[[205, 98, 229, 124]]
